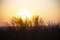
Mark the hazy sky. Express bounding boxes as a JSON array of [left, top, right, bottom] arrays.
[[0, 0, 60, 25]]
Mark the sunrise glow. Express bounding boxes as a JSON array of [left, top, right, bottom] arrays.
[[18, 9, 32, 20], [0, 0, 59, 26]]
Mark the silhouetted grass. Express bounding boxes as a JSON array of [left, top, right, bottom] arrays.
[[0, 16, 60, 40]]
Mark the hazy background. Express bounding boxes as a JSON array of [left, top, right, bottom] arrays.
[[0, 0, 60, 26]]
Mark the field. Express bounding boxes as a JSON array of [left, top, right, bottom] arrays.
[[0, 0, 60, 40], [0, 25, 60, 40]]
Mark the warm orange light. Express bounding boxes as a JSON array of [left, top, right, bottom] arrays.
[[18, 9, 32, 20]]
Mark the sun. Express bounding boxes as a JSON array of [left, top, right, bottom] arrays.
[[18, 9, 32, 20]]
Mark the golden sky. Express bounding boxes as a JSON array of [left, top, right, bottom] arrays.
[[0, 0, 60, 25]]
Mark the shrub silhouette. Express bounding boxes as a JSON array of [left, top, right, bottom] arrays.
[[10, 16, 44, 28], [11, 17, 24, 27]]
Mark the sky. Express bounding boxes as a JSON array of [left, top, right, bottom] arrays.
[[0, 0, 60, 26]]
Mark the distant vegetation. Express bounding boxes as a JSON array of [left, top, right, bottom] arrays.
[[9, 16, 60, 28], [0, 16, 60, 40]]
